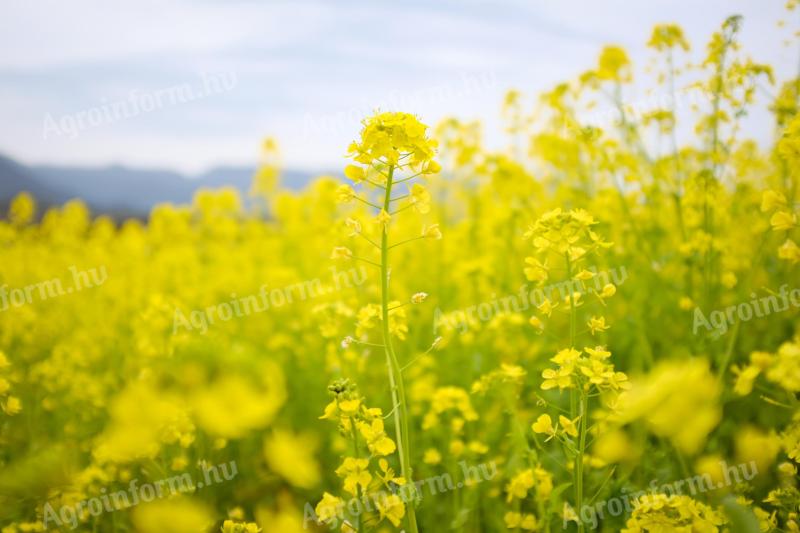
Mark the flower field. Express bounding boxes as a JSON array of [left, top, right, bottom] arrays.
[[2, 14, 800, 533]]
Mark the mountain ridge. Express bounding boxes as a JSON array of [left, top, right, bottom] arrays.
[[0, 154, 321, 218]]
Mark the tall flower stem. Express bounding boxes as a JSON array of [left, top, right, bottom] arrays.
[[565, 252, 587, 533], [565, 253, 577, 419], [575, 392, 589, 533], [380, 164, 419, 533]]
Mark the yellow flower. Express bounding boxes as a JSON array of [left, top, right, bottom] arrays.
[[335, 457, 372, 495], [504, 511, 523, 528], [552, 347, 581, 365], [504, 512, 537, 530], [338, 399, 361, 417], [585, 346, 611, 360], [599, 283, 616, 298], [520, 514, 537, 530], [623, 494, 725, 531], [344, 217, 361, 236], [335, 184, 355, 203], [375, 209, 392, 230], [375, 494, 405, 527], [541, 366, 575, 390], [423, 448, 442, 465], [537, 297, 558, 317], [778, 239, 800, 263], [358, 419, 396, 456], [468, 440, 488, 454], [732, 364, 761, 396], [500, 364, 527, 381], [694, 455, 727, 488], [771, 210, 797, 231], [559, 415, 579, 438], [343, 164, 365, 183], [587, 316, 609, 335], [505, 469, 535, 501], [9, 192, 36, 226], [315, 492, 344, 525], [761, 189, 787, 212], [648, 23, 690, 51], [597, 46, 632, 82], [735, 425, 780, 474], [532, 414, 555, 436], [524, 257, 549, 283], [3, 396, 21, 416], [580, 358, 615, 386], [377, 458, 406, 487]]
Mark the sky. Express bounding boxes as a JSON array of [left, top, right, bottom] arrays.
[[0, 0, 798, 175]]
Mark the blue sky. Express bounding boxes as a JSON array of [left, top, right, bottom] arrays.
[[0, 0, 798, 174]]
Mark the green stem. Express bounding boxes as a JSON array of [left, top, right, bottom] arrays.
[[565, 254, 578, 419], [565, 254, 577, 349], [575, 392, 589, 533], [380, 164, 419, 533], [351, 420, 364, 533]]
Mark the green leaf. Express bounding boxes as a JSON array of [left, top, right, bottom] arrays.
[[721, 495, 761, 533]]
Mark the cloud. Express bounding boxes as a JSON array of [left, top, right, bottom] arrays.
[[0, 0, 795, 173]]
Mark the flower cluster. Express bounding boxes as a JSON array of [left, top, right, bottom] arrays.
[[540, 346, 630, 392], [316, 379, 410, 530], [621, 494, 726, 532], [733, 338, 800, 395], [347, 112, 440, 171]]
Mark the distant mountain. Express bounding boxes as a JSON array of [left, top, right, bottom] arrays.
[[0, 155, 71, 206], [0, 154, 320, 218]]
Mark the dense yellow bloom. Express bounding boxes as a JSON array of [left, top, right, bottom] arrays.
[[622, 494, 725, 532], [2, 16, 800, 533], [348, 111, 438, 170]]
